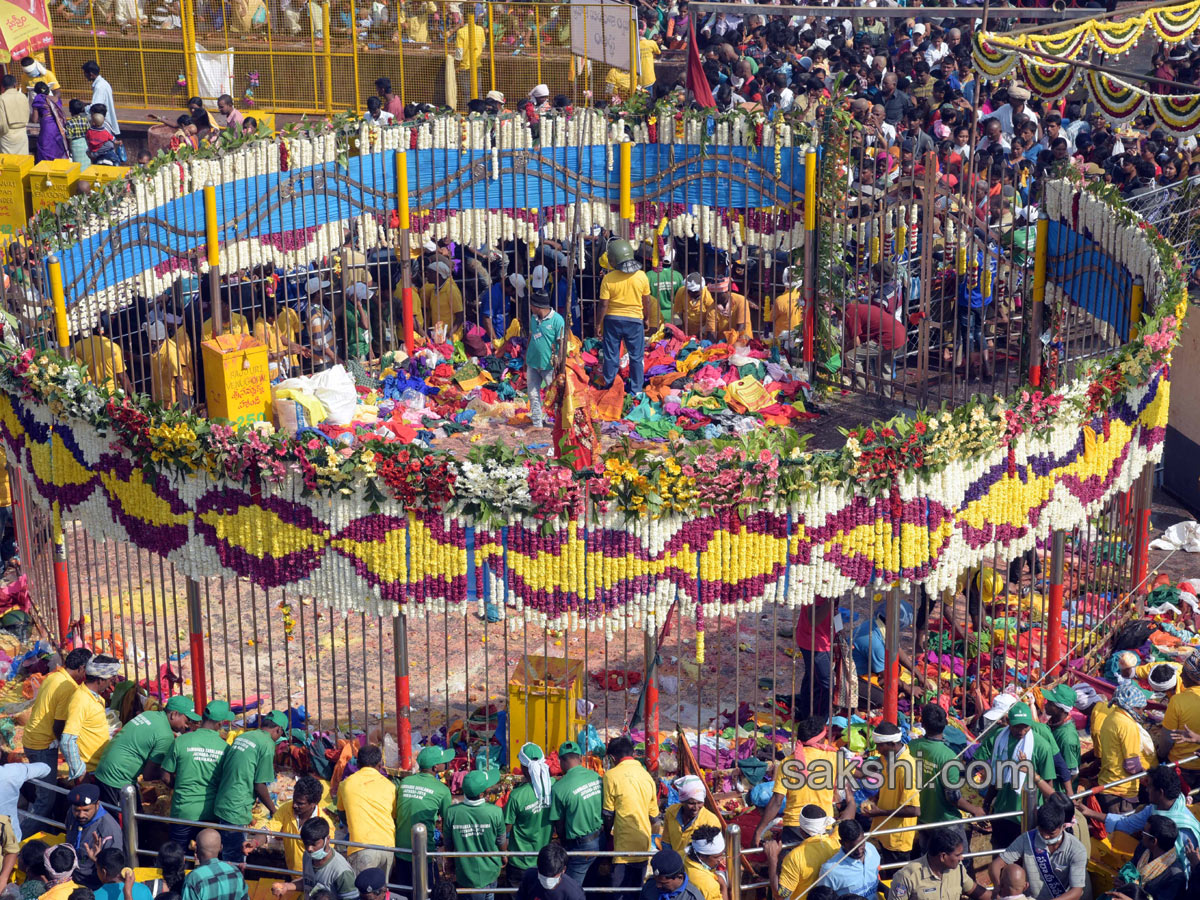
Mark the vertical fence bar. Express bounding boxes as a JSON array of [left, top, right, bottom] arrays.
[[1130, 276, 1145, 341], [1131, 468, 1153, 616], [204, 183, 222, 337], [467, 12, 480, 102], [412, 824, 429, 900], [396, 150, 415, 357], [727, 824, 741, 900], [802, 147, 816, 379], [120, 785, 139, 857], [1029, 216, 1048, 387], [394, 613, 413, 770], [322, 1, 334, 114], [47, 255, 71, 645], [1046, 530, 1065, 676], [883, 583, 900, 724], [187, 578, 207, 711], [619, 140, 633, 239]]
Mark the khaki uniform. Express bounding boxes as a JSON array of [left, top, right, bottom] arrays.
[[886, 856, 978, 900]]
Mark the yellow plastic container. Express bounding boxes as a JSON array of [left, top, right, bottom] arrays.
[[29, 159, 81, 213], [0, 155, 34, 237], [506, 654, 585, 771], [202, 333, 272, 427], [85, 165, 130, 187]]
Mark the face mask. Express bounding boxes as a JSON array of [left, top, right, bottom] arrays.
[[538, 875, 562, 890], [1041, 833, 1063, 848], [732, 76, 745, 88], [310, 842, 330, 862]]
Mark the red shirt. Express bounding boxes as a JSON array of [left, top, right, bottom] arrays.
[[846, 301, 906, 351], [795, 598, 834, 652]]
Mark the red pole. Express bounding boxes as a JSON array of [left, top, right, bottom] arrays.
[[403, 286, 415, 358], [186, 580, 207, 712], [396, 150, 416, 359], [52, 504, 71, 643], [1045, 532, 1065, 675], [394, 614, 413, 770], [645, 629, 659, 772], [882, 586, 900, 725], [1131, 470, 1152, 611]]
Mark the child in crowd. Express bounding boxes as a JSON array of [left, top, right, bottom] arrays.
[[85, 107, 120, 165], [64, 99, 89, 166], [525, 289, 564, 429]]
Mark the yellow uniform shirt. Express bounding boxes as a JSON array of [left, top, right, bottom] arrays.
[[685, 857, 722, 900], [201, 313, 250, 341], [720, 293, 751, 342], [73, 335, 125, 393], [252, 320, 288, 379], [662, 803, 721, 855], [672, 286, 716, 336], [38, 881, 82, 900], [874, 749, 920, 851], [267, 801, 337, 873], [24, 668, 79, 751], [1140, 661, 1184, 696], [1098, 708, 1157, 797], [602, 757, 659, 864], [778, 831, 839, 899], [771, 290, 803, 339], [1165, 685, 1200, 770], [63, 686, 110, 772], [150, 338, 193, 406], [600, 271, 651, 321], [27, 67, 60, 93], [455, 23, 486, 70], [430, 281, 463, 328], [605, 39, 661, 95], [400, 1, 436, 41], [0, 467, 11, 508], [337, 767, 398, 854], [773, 745, 838, 827]]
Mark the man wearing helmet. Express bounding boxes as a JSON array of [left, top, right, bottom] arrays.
[[597, 239, 651, 394]]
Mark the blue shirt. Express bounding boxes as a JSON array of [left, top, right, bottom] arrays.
[[1106, 797, 1200, 850], [818, 842, 881, 897], [0, 762, 50, 840], [481, 282, 507, 327], [957, 249, 999, 309], [98, 884, 153, 900], [852, 617, 887, 675]]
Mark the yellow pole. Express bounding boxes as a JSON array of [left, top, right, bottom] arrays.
[[323, 1, 334, 114], [180, 0, 199, 96], [204, 183, 222, 336], [468, 12, 480, 101], [803, 148, 816, 232], [1130, 277, 1145, 341], [534, 5, 543, 88], [1029, 215, 1050, 386], [48, 256, 68, 350], [487, 4, 496, 95], [350, 0, 361, 111], [802, 147, 817, 371], [619, 141, 633, 233], [629, 19, 638, 94], [396, 150, 415, 356]]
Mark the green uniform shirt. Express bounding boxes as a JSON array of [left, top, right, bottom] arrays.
[[526, 310, 565, 372], [1033, 721, 1061, 755], [647, 269, 683, 323], [443, 800, 504, 887], [95, 711, 176, 789], [907, 736, 962, 823], [549, 765, 603, 839], [212, 729, 277, 825], [1050, 720, 1082, 774], [504, 781, 554, 870], [396, 771, 453, 854], [991, 732, 1055, 814], [163, 727, 229, 821]]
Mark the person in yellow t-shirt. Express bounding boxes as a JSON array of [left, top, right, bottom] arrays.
[[1141, 660, 1184, 697], [1165, 658, 1200, 788], [337, 744, 398, 875], [244, 774, 333, 873], [1097, 682, 1159, 811], [672, 273, 717, 339], [598, 239, 651, 393], [61, 655, 121, 780], [764, 807, 841, 900], [74, 315, 133, 395], [252, 309, 308, 382], [713, 277, 751, 343], [602, 735, 659, 893], [0, 464, 13, 573], [755, 717, 841, 846], [201, 296, 250, 341], [149, 322, 196, 408], [863, 723, 921, 864], [24, 648, 92, 821], [426, 261, 464, 336], [771, 268, 805, 346], [662, 775, 720, 854], [605, 35, 661, 98], [684, 826, 728, 900], [454, 18, 486, 101]]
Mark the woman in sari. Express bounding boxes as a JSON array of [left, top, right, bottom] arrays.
[[30, 82, 67, 161]]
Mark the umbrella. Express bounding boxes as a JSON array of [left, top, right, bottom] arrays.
[[0, 0, 51, 65]]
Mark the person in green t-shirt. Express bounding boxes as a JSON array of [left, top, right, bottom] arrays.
[[549, 741, 603, 886], [983, 701, 1057, 852], [1044, 684, 1081, 793], [907, 703, 984, 851], [526, 291, 565, 429], [162, 700, 235, 847], [396, 746, 455, 891], [504, 743, 555, 886], [444, 768, 506, 899], [95, 695, 200, 811], [646, 266, 683, 330], [212, 709, 286, 864]]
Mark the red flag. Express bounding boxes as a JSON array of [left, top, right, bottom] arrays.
[[686, 33, 716, 108]]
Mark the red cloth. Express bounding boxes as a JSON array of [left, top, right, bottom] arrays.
[[687, 34, 716, 107], [795, 599, 834, 652]]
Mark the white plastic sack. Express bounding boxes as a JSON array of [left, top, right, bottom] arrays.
[[195, 44, 235, 102], [1149, 521, 1200, 553], [308, 365, 358, 426]]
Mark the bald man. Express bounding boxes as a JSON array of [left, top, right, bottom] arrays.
[[181, 830, 249, 900]]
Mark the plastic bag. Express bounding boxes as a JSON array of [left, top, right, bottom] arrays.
[[308, 365, 358, 425]]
